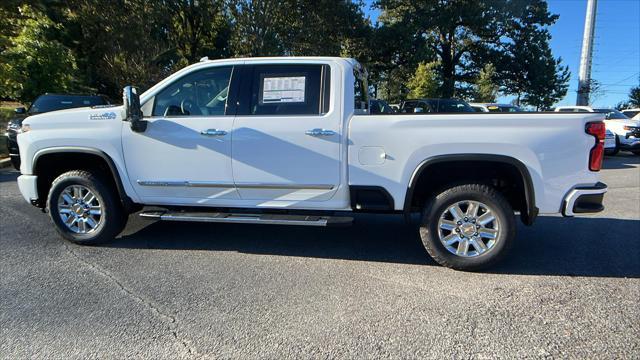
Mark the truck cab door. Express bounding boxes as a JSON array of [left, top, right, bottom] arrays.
[[231, 63, 344, 208], [122, 65, 240, 206]]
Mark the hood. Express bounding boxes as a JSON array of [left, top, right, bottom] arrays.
[[23, 105, 124, 129], [606, 118, 640, 127]]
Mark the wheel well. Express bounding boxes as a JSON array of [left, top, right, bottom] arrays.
[[32, 151, 134, 211], [406, 158, 536, 225]]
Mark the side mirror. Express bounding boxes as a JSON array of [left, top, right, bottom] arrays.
[[15, 107, 26, 114], [123, 85, 146, 132], [414, 107, 424, 113]]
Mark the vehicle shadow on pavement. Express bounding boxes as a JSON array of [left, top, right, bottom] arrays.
[[111, 213, 640, 278], [0, 168, 19, 182], [602, 153, 639, 170]]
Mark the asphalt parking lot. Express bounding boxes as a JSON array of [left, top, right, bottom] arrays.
[[1, 154, 639, 359]]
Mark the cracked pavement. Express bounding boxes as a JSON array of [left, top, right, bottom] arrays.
[[1, 154, 639, 358]]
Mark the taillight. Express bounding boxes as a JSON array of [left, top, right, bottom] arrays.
[[586, 121, 605, 171]]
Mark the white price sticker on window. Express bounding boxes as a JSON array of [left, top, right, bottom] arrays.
[[262, 76, 306, 103]]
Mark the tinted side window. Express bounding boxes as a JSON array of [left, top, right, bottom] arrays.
[[153, 66, 233, 117], [354, 70, 369, 112], [248, 64, 329, 115]]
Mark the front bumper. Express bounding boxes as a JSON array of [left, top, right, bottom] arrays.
[[618, 133, 640, 150], [17, 175, 38, 205], [562, 182, 607, 217]]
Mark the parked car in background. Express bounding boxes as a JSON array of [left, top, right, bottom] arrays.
[[400, 98, 475, 113], [469, 103, 523, 112], [604, 129, 617, 155], [6, 94, 111, 169], [369, 99, 395, 114], [621, 108, 640, 120], [554, 106, 640, 155]]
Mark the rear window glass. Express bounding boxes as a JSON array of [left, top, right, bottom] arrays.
[[249, 64, 329, 116], [595, 109, 628, 120], [30, 95, 108, 113]]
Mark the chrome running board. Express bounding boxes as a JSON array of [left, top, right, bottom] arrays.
[[139, 210, 353, 227]]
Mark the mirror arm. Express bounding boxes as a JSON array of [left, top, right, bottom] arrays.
[[130, 118, 148, 132]]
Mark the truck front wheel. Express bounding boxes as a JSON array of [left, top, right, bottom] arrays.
[[47, 170, 127, 244], [419, 184, 516, 271]]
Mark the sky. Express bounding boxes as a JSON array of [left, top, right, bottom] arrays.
[[363, 0, 640, 108]]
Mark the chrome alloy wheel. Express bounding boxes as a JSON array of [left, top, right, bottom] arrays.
[[57, 185, 103, 234], [437, 200, 500, 257]]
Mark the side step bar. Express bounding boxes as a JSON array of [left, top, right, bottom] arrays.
[[139, 210, 353, 227]]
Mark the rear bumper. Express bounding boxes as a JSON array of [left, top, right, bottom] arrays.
[[17, 175, 38, 205], [562, 182, 607, 217]]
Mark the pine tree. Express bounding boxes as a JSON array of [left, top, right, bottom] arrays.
[[407, 62, 440, 99]]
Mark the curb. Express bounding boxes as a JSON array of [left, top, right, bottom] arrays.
[[0, 158, 12, 169]]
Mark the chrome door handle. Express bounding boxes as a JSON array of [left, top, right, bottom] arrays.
[[200, 129, 227, 136], [305, 128, 335, 136]]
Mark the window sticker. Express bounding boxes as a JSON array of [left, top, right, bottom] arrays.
[[262, 76, 306, 103]]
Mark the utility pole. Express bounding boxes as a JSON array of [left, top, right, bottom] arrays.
[[577, 0, 598, 106]]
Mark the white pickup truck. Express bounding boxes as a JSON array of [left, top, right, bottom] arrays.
[[16, 57, 608, 270]]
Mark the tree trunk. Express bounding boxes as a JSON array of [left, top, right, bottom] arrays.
[[439, 37, 455, 98]]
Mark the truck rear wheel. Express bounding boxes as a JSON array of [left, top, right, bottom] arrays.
[[47, 170, 127, 245], [419, 184, 515, 271]]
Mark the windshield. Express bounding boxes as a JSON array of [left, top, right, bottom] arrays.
[[370, 100, 394, 114], [29, 95, 108, 114], [594, 108, 628, 120], [623, 110, 639, 119]]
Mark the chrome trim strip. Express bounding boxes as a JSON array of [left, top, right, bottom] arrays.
[[235, 183, 335, 190], [140, 212, 328, 226], [137, 180, 233, 188], [137, 180, 334, 190], [563, 185, 607, 217]]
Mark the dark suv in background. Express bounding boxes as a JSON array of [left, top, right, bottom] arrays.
[[399, 98, 475, 113], [6, 94, 110, 169]]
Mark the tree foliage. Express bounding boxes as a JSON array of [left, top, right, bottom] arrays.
[[629, 86, 640, 107], [0, 0, 574, 109], [0, 5, 77, 103], [407, 61, 441, 99], [229, 0, 370, 57], [473, 63, 499, 102]]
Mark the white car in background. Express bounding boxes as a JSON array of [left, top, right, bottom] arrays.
[[470, 103, 523, 112], [555, 106, 640, 155], [621, 108, 640, 120], [604, 129, 617, 155]]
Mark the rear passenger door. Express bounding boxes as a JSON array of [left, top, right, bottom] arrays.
[[231, 63, 341, 204]]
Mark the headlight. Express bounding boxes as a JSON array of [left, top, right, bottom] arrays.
[[20, 124, 31, 133], [623, 125, 638, 131], [7, 122, 21, 131]]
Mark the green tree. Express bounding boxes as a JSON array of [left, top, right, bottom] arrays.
[[229, 0, 370, 57], [473, 63, 498, 102], [375, 0, 567, 102], [0, 5, 77, 103], [407, 61, 440, 99], [493, 1, 569, 109], [629, 86, 640, 107], [165, 0, 231, 65]]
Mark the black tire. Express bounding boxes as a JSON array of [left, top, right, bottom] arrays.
[[10, 156, 20, 170], [419, 184, 516, 271], [606, 136, 620, 156], [47, 170, 127, 245]]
